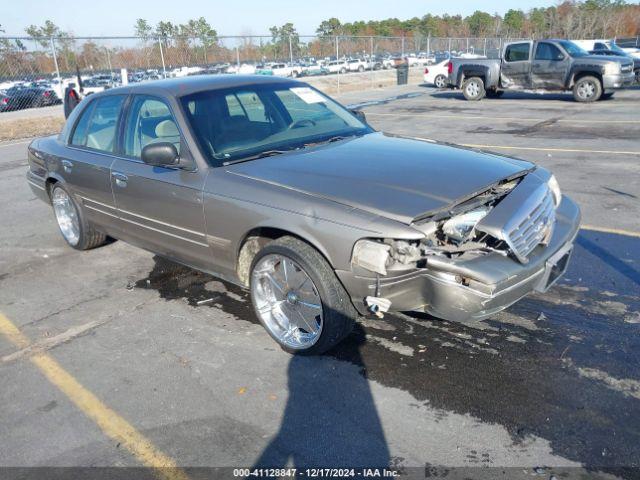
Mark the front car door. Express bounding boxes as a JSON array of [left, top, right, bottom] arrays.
[[500, 41, 533, 88], [61, 94, 126, 235], [531, 42, 570, 89], [110, 94, 212, 270]]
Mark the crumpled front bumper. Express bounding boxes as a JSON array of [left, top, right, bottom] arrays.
[[336, 196, 581, 321]]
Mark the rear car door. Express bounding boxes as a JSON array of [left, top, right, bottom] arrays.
[[110, 94, 211, 270], [500, 42, 533, 88], [63, 94, 126, 234], [531, 42, 569, 89]]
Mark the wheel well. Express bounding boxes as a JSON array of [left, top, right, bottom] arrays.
[[236, 227, 329, 287], [45, 177, 58, 202], [460, 71, 486, 87], [572, 71, 602, 88]]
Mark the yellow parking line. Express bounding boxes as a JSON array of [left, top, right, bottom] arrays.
[[0, 313, 188, 480], [365, 112, 640, 124], [581, 225, 640, 238], [461, 144, 640, 156]]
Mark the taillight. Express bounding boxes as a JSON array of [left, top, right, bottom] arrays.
[[424, 68, 429, 74], [1, 97, 7, 104], [447, 62, 453, 74], [44, 91, 51, 97]]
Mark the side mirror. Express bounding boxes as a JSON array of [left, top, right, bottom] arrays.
[[351, 109, 367, 123], [141, 142, 179, 167]]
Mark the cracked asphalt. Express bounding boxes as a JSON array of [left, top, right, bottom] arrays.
[[0, 84, 639, 480]]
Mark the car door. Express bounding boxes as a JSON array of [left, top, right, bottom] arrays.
[[62, 94, 126, 234], [110, 94, 212, 270], [500, 42, 533, 88], [531, 42, 569, 89]]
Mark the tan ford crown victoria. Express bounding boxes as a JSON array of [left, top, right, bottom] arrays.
[[26, 75, 581, 354]]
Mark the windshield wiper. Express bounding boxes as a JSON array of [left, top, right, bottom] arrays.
[[303, 133, 358, 149], [222, 149, 291, 166]]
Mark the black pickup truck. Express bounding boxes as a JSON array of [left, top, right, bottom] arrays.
[[448, 39, 635, 102]]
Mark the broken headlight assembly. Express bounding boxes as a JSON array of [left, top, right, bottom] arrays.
[[547, 174, 562, 207], [441, 207, 490, 243], [351, 239, 391, 275]]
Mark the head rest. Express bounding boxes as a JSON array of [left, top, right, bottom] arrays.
[[155, 119, 179, 138]]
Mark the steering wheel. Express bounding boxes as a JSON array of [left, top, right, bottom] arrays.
[[288, 118, 316, 129]]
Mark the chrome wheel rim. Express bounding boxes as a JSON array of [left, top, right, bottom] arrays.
[[578, 81, 595, 99], [251, 254, 323, 349], [466, 81, 480, 97], [435, 75, 446, 88], [52, 188, 80, 246]]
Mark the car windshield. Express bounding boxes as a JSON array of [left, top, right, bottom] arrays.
[[181, 83, 372, 165], [609, 43, 629, 55], [559, 40, 589, 57]]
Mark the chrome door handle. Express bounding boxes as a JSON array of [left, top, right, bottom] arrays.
[[61, 160, 73, 173], [112, 172, 128, 188]]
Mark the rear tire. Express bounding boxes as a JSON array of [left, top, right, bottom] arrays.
[[249, 236, 355, 355], [462, 76, 485, 101], [50, 183, 107, 250], [434, 74, 447, 89], [573, 76, 602, 102]]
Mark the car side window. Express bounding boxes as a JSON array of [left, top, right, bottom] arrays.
[[535, 43, 564, 61], [505, 43, 530, 62], [124, 96, 181, 158], [594, 42, 607, 50], [71, 95, 124, 152]]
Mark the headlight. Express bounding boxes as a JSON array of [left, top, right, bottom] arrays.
[[548, 174, 562, 207], [604, 62, 621, 75], [351, 240, 390, 275], [442, 207, 490, 242]]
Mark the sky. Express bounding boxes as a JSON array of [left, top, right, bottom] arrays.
[[3, 0, 555, 37]]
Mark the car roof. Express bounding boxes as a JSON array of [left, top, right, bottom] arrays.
[[93, 74, 303, 99]]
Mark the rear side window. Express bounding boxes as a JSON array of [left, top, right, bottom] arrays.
[[534, 43, 564, 61], [124, 95, 181, 158], [71, 95, 125, 152], [70, 101, 95, 146], [505, 43, 530, 62]]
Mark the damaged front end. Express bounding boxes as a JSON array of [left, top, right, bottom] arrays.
[[341, 169, 580, 320]]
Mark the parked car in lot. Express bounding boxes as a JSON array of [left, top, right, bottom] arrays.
[[449, 39, 635, 102], [28, 75, 580, 354], [346, 58, 368, 73], [301, 63, 329, 76], [423, 59, 451, 88], [585, 43, 640, 83], [326, 60, 348, 74], [2, 86, 60, 110]]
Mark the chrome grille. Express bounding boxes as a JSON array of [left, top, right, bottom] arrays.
[[621, 64, 633, 73], [506, 187, 556, 263]]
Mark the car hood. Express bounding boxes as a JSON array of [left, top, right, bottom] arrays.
[[226, 132, 533, 225], [577, 55, 634, 68]]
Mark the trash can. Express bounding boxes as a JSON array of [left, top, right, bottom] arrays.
[[396, 63, 409, 85]]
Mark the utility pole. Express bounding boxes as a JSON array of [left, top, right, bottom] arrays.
[[49, 37, 62, 90], [158, 38, 167, 77]]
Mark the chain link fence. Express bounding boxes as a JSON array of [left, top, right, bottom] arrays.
[[1, 34, 527, 113]]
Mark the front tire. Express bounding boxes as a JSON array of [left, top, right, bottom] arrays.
[[462, 76, 485, 101], [573, 76, 602, 102], [51, 184, 107, 250], [250, 236, 355, 355]]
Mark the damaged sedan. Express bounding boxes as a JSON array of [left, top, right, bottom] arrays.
[[26, 75, 581, 354]]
